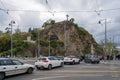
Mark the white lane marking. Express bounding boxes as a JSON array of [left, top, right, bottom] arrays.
[[32, 74, 104, 80], [110, 64, 119, 77], [48, 70, 120, 73], [32, 76, 69, 80], [64, 65, 119, 69]]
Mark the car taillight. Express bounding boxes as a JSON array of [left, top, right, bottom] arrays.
[[43, 60, 49, 62]]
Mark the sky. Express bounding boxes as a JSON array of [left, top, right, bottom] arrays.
[[0, 0, 120, 46]]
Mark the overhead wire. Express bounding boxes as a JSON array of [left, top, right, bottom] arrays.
[[0, 0, 120, 29], [0, 0, 20, 32], [0, 7, 120, 13], [0, 0, 9, 14]]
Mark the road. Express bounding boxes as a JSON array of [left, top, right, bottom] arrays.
[[5, 60, 120, 80]]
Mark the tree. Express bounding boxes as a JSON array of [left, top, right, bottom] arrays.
[[0, 34, 11, 54], [50, 20, 55, 24], [15, 27, 21, 33], [70, 18, 75, 23], [28, 27, 32, 32], [42, 19, 56, 28], [0, 30, 3, 34]]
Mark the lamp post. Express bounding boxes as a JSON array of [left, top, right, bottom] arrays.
[[64, 22, 66, 56], [99, 19, 107, 60], [48, 34, 51, 56], [8, 21, 15, 58], [37, 28, 40, 58]]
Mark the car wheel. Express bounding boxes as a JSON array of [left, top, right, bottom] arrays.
[[48, 64, 52, 70], [97, 61, 99, 64], [72, 61, 75, 65], [36, 66, 40, 70], [0, 73, 5, 80], [78, 60, 80, 64], [40, 66, 44, 70], [27, 68, 33, 74], [60, 62, 64, 67]]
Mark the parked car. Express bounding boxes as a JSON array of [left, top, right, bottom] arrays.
[[0, 58, 35, 80], [98, 55, 104, 60], [56, 56, 64, 60], [84, 54, 100, 64], [35, 56, 64, 70], [64, 56, 80, 65]]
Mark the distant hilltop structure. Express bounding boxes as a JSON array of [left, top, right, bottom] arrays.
[[23, 36, 35, 43]]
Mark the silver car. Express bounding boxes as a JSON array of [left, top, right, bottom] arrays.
[[0, 58, 35, 80]]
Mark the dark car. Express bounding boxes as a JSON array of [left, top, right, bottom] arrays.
[[84, 54, 100, 64]]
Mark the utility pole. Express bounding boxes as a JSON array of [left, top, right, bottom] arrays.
[[66, 14, 69, 21], [64, 22, 66, 56], [38, 28, 40, 58], [99, 19, 107, 60], [48, 34, 51, 56], [64, 14, 69, 56], [9, 21, 15, 58]]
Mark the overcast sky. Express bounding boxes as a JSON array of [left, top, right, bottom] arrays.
[[0, 0, 120, 46]]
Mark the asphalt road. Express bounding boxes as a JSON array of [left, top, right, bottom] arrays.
[[5, 61, 120, 80]]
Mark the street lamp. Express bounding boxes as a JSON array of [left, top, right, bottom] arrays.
[[98, 19, 107, 60], [48, 34, 51, 56], [37, 28, 40, 58], [8, 20, 15, 58]]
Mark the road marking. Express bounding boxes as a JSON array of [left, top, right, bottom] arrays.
[[64, 65, 119, 68], [110, 63, 119, 77], [32, 74, 103, 80], [32, 76, 69, 80], [49, 70, 120, 73]]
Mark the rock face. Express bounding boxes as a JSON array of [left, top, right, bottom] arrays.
[[40, 21, 99, 55]]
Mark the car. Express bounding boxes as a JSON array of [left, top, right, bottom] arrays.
[[64, 56, 80, 65], [56, 56, 64, 60], [35, 56, 64, 70], [0, 58, 35, 80], [84, 54, 100, 64]]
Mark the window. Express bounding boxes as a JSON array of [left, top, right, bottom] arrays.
[[48, 58, 52, 60], [38, 58, 47, 61], [12, 60, 23, 65], [0, 59, 13, 66]]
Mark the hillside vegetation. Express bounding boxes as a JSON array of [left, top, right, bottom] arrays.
[[0, 20, 103, 57]]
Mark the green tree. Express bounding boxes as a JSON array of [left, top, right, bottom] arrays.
[[0, 34, 11, 55], [28, 27, 32, 32], [0, 30, 3, 34], [50, 20, 55, 24], [70, 18, 75, 23]]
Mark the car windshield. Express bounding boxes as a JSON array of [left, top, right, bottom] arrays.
[[38, 58, 46, 61]]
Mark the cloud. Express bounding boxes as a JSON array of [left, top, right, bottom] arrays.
[[0, 0, 120, 46]]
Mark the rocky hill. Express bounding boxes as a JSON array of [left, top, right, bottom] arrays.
[[40, 21, 102, 56]]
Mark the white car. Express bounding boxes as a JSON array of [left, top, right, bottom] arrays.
[[0, 58, 35, 80], [35, 56, 64, 70], [64, 56, 80, 65]]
